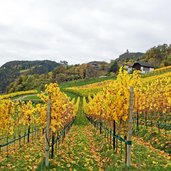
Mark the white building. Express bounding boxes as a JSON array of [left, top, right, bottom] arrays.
[[126, 62, 154, 74]]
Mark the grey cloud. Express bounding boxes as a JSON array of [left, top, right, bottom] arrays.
[[0, 0, 171, 66]]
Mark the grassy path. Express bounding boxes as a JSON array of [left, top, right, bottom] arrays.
[[51, 124, 103, 170]]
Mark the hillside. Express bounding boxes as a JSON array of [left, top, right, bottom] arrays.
[[114, 44, 171, 68], [116, 50, 144, 62], [7, 61, 110, 93], [0, 60, 60, 93], [140, 44, 171, 67]]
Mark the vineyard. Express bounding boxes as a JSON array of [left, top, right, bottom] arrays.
[[0, 67, 171, 170]]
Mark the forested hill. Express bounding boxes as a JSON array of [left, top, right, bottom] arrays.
[[115, 44, 171, 67], [0, 60, 60, 93]]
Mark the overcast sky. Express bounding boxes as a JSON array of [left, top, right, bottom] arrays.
[[0, 0, 171, 66]]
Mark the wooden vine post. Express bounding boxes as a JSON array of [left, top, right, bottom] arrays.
[[127, 86, 134, 167], [51, 133, 55, 158], [113, 120, 116, 149], [27, 125, 30, 143], [45, 98, 51, 168], [100, 113, 102, 134]]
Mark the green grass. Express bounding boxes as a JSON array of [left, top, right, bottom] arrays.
[[74, 97, 89, 126], [133, 124, 171, 154], [59, 76, 116, 89], [62, 90, 80, 100]]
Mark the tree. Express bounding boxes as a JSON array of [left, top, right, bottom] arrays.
[[109, 62, 119, 73], [60, 60, 68, 67]]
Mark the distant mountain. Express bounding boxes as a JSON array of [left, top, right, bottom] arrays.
[[115, 50, 144, 63], [0, 60, 60, 93]]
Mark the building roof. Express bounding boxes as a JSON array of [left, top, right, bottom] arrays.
[[132, 61, 154, 68]]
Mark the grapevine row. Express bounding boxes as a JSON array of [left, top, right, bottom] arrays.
[[0, 83, 79, 153]]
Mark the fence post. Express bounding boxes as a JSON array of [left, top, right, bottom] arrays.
[[27, 125, 30, 143], [113, 120, 116, 149], [100, 121, 102, 134], [51, 133, 55, 159], [14, 134, 16, 152], [6, 135, 9, 157], [45, 98, 51, 168], [136, 110, 139, 130], [127, 86, 134, 167], [124, 135, 127, 164]]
